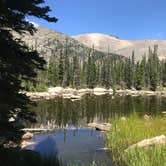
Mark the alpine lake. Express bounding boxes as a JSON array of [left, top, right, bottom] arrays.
[[25, 94, 166, 166]]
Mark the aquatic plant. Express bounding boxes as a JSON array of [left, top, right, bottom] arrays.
[[106, 113, 166, 166]]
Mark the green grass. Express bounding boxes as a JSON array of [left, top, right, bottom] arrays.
[[106, 113, 166, 166]]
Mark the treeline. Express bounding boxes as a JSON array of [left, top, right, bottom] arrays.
[[24, 45, 166, 91]]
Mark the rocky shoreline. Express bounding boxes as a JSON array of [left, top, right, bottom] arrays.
[[25, 87, 166, 101]]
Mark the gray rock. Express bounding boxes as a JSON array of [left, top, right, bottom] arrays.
[[88, 123, 112, 131]]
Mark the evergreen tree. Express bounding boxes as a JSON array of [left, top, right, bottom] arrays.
[[134, 59, 145, 90], [58, 49, 64, 86], [131, 51, 135, 87], [101, 57, 112, 88], [86, 47, 96, 88], [73, 56, 80, 87], [0, 0, 57, 145], [161, 60, 166, 87], [124, 57, 132, 89], [48, 53, 58, 86], [148, 45, 159, 91], [63, 39, 70, 87]]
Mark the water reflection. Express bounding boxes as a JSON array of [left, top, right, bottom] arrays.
[[28, 95, 166, 128], [27, 136, 58, 158], [26, 129, 114, 166]]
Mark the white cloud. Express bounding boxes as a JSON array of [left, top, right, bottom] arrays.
[[30, 21, 39, 28], [26, 18, 39, 28]]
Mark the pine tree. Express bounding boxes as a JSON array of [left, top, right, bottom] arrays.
[[73, 56, 80, 88], [48, 53, 58, 86], [62, 38, 70, 87], [58, 49, 64, 86], [161, 60, 166, 87], [0, 0, 57, 144], [86, 47, 96, 88], [131, 51, 135, 87], [148, 45, 159, 91], [134, 59, 145, 90], [124, 57, 132, 89], [101, 57, 112, 88]]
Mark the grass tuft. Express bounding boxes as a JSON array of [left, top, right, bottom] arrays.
[[106, 113, 166, 166]]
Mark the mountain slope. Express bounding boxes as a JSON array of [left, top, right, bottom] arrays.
[[13, 27, 107, 62], [73, 33, 166, 60]]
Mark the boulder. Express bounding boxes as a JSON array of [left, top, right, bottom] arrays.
[[109, 88, 114, 93], [125, 135, 166, 151], [94, 92, 107, 96], [93, 88, 107, 92], [62, 94, 72, 99], [70, 95, 81, 99], [111, 96, 115, 99], [121, 117, 126, 121], [144, 114, 152, 120], [21, 140, 35, 148], [48, 87, 63, 94], [78, 88, 92, 94], [22, 132, 34, 140], [63, 88, 76, 94], [93, 88, 108, 96], [88, 123, 112, 131]]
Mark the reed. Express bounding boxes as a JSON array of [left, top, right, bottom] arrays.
[[106, 113, 166, 166]]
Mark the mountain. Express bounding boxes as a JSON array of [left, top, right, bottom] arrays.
[[13, 27, 107, 62], [73, 33, 166, 60]]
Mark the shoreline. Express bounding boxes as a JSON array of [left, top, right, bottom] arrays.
[[25, 87, 166, 100]]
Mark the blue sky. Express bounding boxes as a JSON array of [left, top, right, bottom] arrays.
[[29, 0, 166, 40]]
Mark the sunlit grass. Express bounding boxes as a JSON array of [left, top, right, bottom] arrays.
[[106, 113, 166, 166]]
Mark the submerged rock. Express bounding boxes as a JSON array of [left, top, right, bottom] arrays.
[[88, 123, 112, 131], [22, 132, 34, 140], [125, 135, 166, 151], [21, 140, 35, 149]]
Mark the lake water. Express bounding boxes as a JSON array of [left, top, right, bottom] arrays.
[[26, 94, 166, 165], [27, 129, 114, 165]]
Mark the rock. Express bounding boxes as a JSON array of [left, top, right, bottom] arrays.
[[142, 90, 155, 96], [162, 111, 166, 114], [88, 123, 112, 131], [62, 94, 72, 99], [121, 117, 126, 121], [131, 94, 140, 97], [48, 87, 63, 94], [93, 88, 108, 96], [78, 88, 92, 94], [26, 88, 166, 101], [93, 88, 107, 92], [116, 89, 126, 94], [9, 117, 15, 122], [22, 132, 34, 140], [125, 135, 166, 151], [94, 92, 107, 96], [70, 95, 81, 99], [109, 88, 114, 93], [63, 88, 77, 94], [111, 96, 115, 99], [21, 140, 35, 148], [144, 114, 151, 120]]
